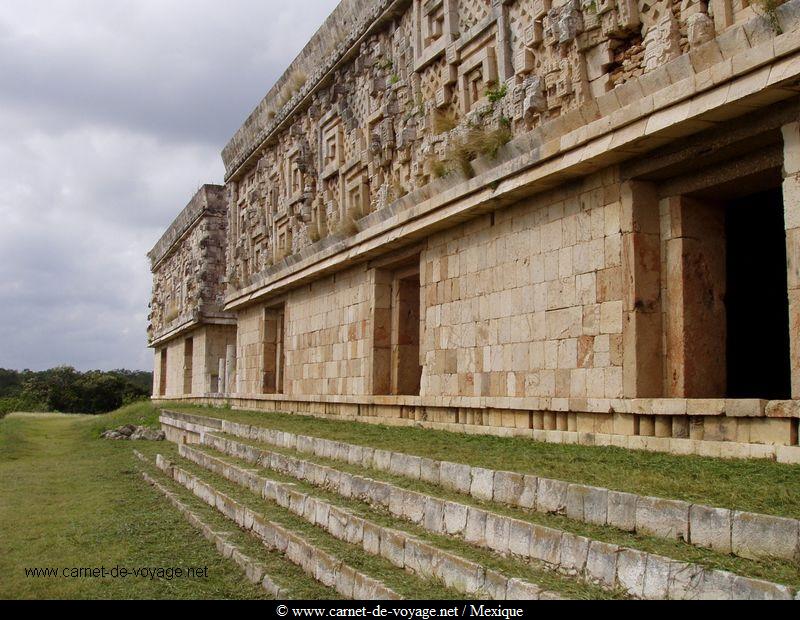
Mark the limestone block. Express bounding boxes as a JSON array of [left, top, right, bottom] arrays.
[[668, 562, 705, 601], [777, 445, 800, 465], [730, 575, 795, 600], [362, 520, 381, 555], [585, 540, 619, 588], [347, 444, 365, 466], [366, 479, 391, 508], [423, 497, 446, 534], [349, 475, 372, 501], [334, 563, 357, 599], [482, 570, 509, 600], [373, 449, 393, 471], [360, 446, 375, 469], [444, 501, 469, 535], [344, 515, 365, 546], [327, 507, 349, 540], [436, 554, 485, 595], [731, 511, 800, 561], [615, 549, 647, 598], [470, 467, 495, 502], [607, 491, 638, 532], [558, 534, 590, 576], [464, 507, 488, 546], [493, 471, 525, 505], [332, 441, 350, 462], [387, 486, 406, 517], [404, 538, 437, 576], [401, 490, 427, 525], [528, 524, 562, 565], [314, 551, 340, 588], [565, 484, 608, 526], [506, 578, 542, 600], [420, 458, 441, 485], [519, 475, 538, 509], [689, 505, 732, 554], [353, 572, 390, 600], [697, 569, 733, 600], [379, 528, 406, 567], [635, 496, 690, 541], [440, 461, 473, 494], [642, 554, 673, 600], [485, 513, 511, 555], [508, 519, 533, 557], [389, 453, 422, 479], [535, 478, 569, 514]]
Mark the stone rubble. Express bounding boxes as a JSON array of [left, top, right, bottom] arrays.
[[101, 425, 165, 441]]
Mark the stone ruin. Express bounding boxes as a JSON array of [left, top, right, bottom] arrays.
[[148, 0, 800, 462]]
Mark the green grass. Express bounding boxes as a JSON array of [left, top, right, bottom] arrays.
[[210, 432, 800, 589], [168, 404, 800, 520], [0, 403, 276, 599]]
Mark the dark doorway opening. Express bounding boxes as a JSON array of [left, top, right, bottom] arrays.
[[263, 305, 286, 394], [159, 349, 167, 396], [726, 187, 791, 399], [183, 337, 194, 395], [392, 269, 422, 396]]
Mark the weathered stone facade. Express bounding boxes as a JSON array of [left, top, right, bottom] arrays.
[[149, 185, 236, 397], [150, 0, 800, 457]]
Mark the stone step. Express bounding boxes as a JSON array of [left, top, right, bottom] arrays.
[[153, 453, 402, 600], [197, 432, 797, 600], [135, 449, 336, 598], [160, 411, 800, 564], [177, 442, 563, 600], [140, 469, 289, 598]]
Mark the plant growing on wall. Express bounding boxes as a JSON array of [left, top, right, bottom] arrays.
[[753, 0, 784, 34], [485, 83, 508, 104]]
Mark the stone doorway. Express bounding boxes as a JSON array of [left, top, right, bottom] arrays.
[[262, 305, 286, 394], [662, 185, 791, 399], [371, 254, 423, 396], [391, 268, 422, 396], [183, 337, 194, 395], [159, 349, 167, 396], [725, 188, 791, 399]]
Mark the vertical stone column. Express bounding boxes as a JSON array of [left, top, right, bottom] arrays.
[[661, 195, 726, 397], [218, 358, 226, 394], [782, 122, 800, 398], [621, 181, 664, 398], [226, 344, 237, 395]]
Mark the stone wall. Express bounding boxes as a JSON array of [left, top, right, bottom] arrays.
[[148, 185, 229, 344], [219, 0, 784, 298], [420, 169, 624, 400], [149, 0, 800, 449], [152, 325, 238, 397]]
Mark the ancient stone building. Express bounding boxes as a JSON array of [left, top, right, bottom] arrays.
[[150, 0, 800, 460], [148, 185, 237, 398]]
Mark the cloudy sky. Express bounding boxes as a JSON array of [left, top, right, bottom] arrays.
[[0, 0, 339, 372]]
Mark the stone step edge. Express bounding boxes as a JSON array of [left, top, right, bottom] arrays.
[[157, 406, 800, 465], [178, 442, 561, 601], [139, 466, 289, 598], [159, 411, 800, 564], [201, 432, 797, 601], [153, 453, 401, 600]]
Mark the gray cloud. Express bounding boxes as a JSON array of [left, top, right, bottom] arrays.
[[0, 0, 339, 371]]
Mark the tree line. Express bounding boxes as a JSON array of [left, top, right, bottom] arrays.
[[0, 367, 153, 417]]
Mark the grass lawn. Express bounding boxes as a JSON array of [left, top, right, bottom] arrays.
[[169, 403, 800, 520], [0, 402, 268, 600]]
